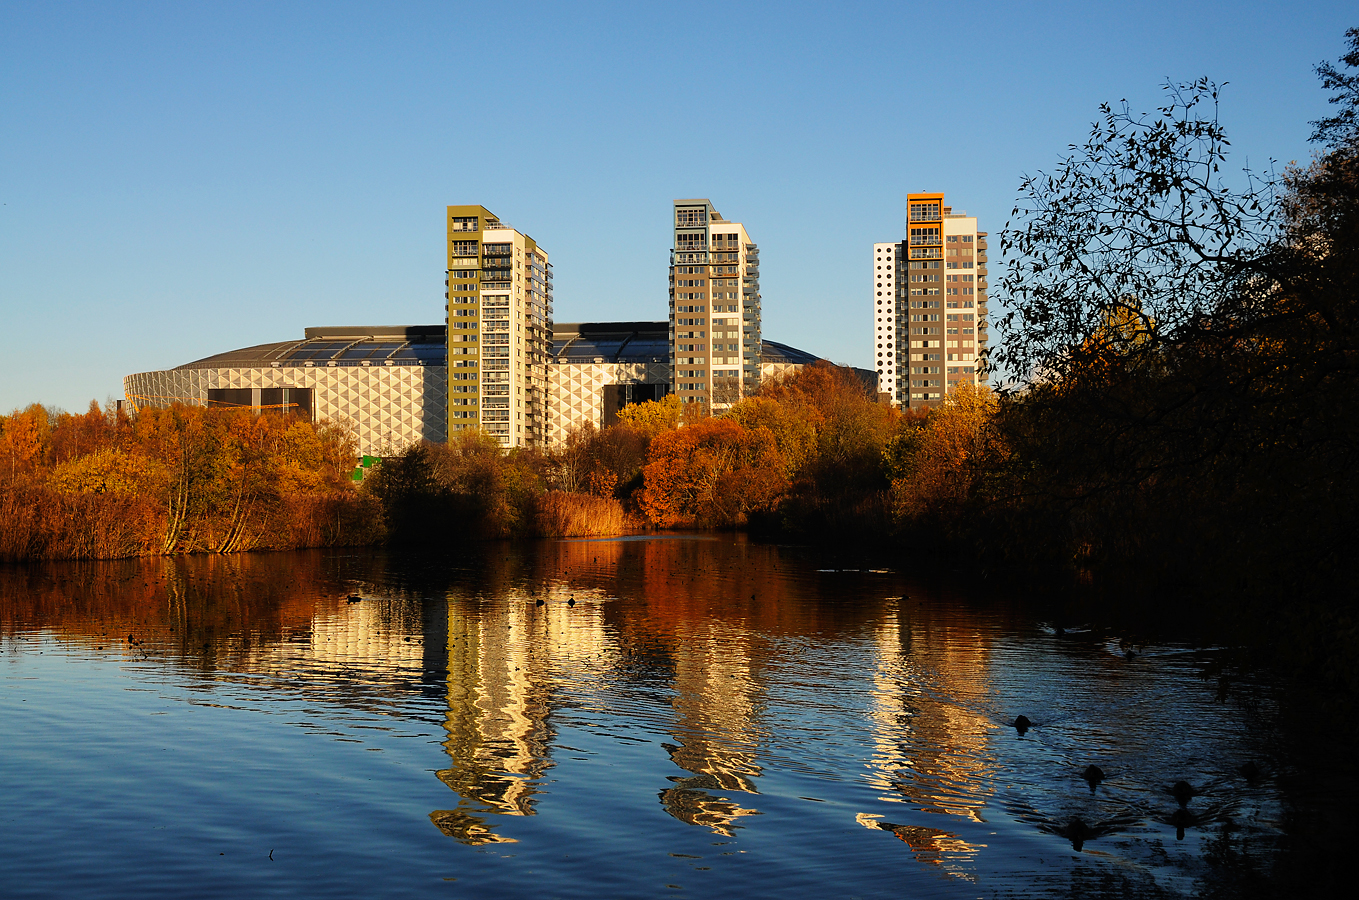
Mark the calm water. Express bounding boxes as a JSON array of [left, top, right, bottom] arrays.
[[0, 536, 1301, 898]]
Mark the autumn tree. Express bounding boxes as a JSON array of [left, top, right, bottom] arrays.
[[987, 39, 1359, 660], [549, 422, 649, 501], [1, 400, 369, 560], [749, 362, 898, 538], [639, 418, 788, 528], [614, 394, 683, 439], [889, 383, 1000, 525]]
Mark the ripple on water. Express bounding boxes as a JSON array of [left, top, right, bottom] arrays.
[[0, 543, 1293, 898]]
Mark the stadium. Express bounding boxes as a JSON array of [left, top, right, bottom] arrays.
[[124, 323, 833, 456]]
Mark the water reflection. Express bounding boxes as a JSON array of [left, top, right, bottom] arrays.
[[0, 539, 1307, 897], [867, 603, 997, 822], [432, 594, 565, 844], [861, 604, 994, 877], [658, 621, 765, 835]]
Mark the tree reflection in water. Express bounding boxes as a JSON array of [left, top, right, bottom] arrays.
[[0, 537, 1323, 896]]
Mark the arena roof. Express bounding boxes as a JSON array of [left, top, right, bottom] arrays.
[[172, 324, 828, 370], [551, 322, 670, 364], [174, 326, 447, 370]]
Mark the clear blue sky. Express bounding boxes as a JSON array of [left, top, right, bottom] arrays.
[[1, 1, 1353, 413]]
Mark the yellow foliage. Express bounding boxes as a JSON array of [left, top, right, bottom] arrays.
[[615, 394, 683, 439], [891, 382, 999, 519], [47, 448, 166, 495], [724, 397, 817, 477]]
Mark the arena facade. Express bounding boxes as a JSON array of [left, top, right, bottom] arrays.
[[124, 323, 836, 457]]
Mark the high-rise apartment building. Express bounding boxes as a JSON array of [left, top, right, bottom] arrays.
[[445, 205, 553, 447], [669, 199, 761, 410], [873, 192, 988, 408]]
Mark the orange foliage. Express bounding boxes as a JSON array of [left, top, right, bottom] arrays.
[[0, 401, 377, 561], [639, 418, 788, 527], [889, 382, 1000, 522]]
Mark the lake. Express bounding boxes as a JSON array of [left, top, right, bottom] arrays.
[[0, 535, 1316, 898]]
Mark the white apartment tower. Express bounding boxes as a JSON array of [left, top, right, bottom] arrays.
[[669, 200, 761, 409], [874, 192, 988, 408], [446, 205, 553, 447]]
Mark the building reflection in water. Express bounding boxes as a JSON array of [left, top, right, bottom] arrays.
[[428, 566, 620, 846], [0, 542, 993, 856], [861, 600, 994, 877], [430, 595, 555, 844], [658, 619, 764, 836], [543, 537, 778, 836]]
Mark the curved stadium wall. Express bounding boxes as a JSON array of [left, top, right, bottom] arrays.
[[124, 323, 852, 456], [123, 326, 448, 456]]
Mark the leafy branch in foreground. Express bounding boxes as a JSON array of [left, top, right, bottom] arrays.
[[1312, 27, 1359, 149], [996, 78, 1276, 386]]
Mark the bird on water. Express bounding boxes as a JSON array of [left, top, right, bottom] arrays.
[[1059, 817, 1093, 852], [1013, 715, 1033, 735], [1171, 780, 1197, 807]]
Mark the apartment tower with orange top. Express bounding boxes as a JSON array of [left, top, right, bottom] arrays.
[[873, 192, 988, 408]]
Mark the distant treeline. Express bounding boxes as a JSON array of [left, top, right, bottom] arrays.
[[363, 363, 937, 544], [0, 403, 379, 560], [0, 362, 979, 558]]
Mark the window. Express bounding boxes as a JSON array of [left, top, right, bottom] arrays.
[[450, 216, 478, 232], [676, 207, 707, 227], [908, 202, 941, 222], [451, 240, 478, 257]]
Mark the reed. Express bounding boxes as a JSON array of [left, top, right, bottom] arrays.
[[0, 480, 161, 561], [532, 490, 634, 537]]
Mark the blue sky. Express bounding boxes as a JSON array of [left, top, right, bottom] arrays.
[[1, 1, 1353, 413]]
